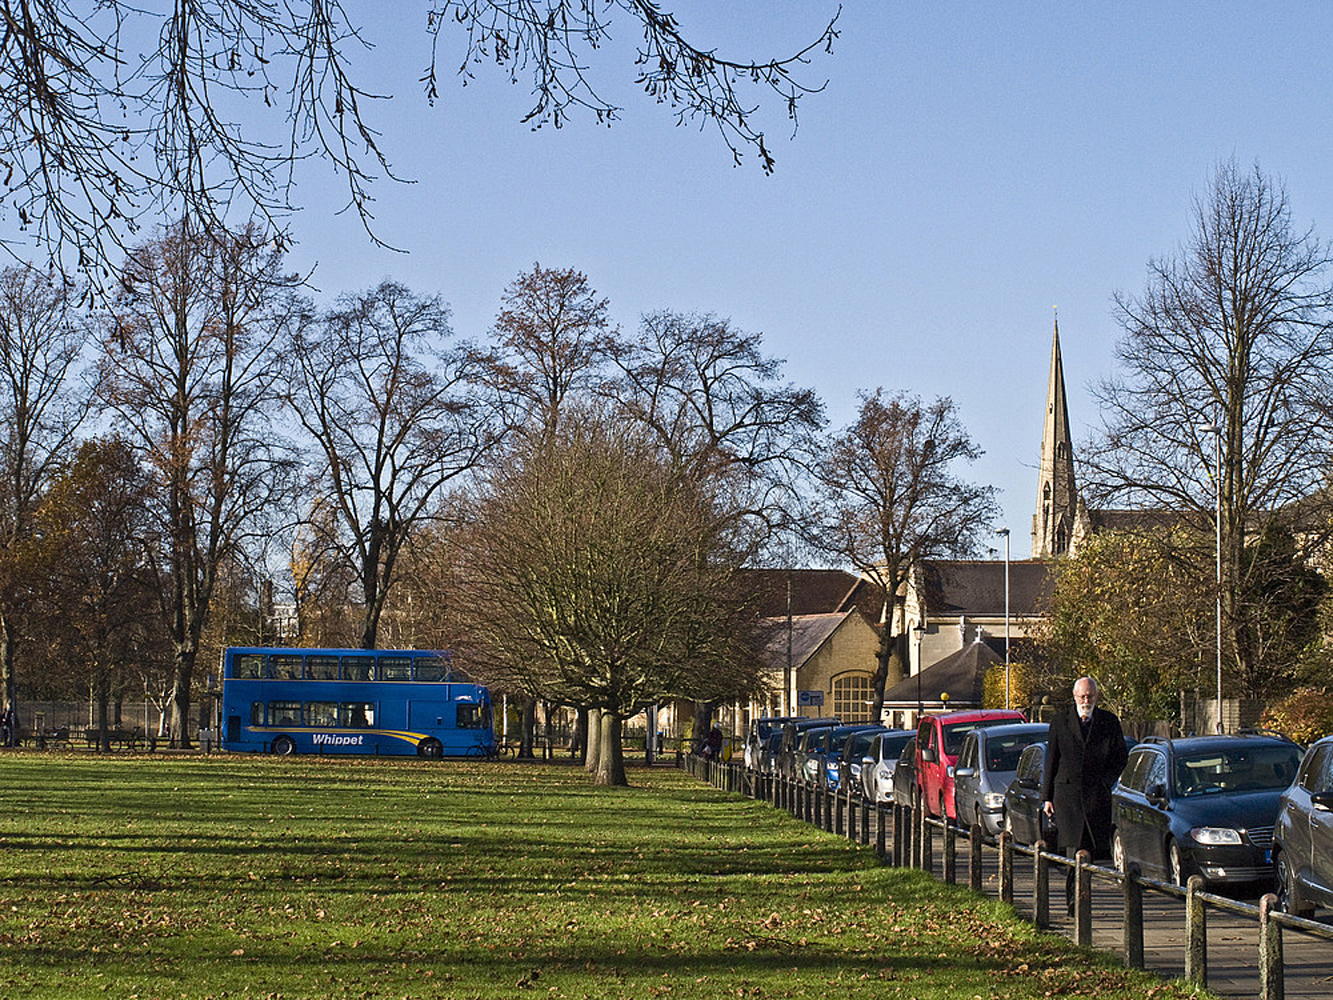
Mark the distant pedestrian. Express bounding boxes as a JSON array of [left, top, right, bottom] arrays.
[[1041, 676, 1128, 913], [1, 704, 15, 747], [703, 726, 723, 761]]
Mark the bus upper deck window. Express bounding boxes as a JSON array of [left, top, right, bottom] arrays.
[[380, 657, 411, 681], [269, 655, 303, 679], [342, 656, 374, 681], [234, 654, 265, 679], [414, 656, 450, 682], [306, 656, 339, 680]]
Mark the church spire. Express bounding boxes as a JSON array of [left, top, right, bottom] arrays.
[[1032, 314, 1079, 558]]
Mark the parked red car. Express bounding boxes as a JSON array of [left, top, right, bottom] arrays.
[[915, 709, 1026, 821]]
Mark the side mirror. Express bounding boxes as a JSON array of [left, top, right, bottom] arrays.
[[861, 755, 875, 767], [1146, 782, 1168, 806], [921, 747, 938, 764], [954, 766, 976, 779], [1312, 790, 1333, 812]]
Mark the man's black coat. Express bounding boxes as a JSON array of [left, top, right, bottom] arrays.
[[1039, 704, 1128, 857]]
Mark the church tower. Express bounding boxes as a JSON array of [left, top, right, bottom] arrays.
[[1032, 317, 1079, 558]]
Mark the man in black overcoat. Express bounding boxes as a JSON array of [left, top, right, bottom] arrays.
[[1041, 676, 1128, 909]]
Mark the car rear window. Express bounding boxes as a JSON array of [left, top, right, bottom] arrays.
[[985, 732, 1045, 772], [882, 733, 913, 759], [1173, 744, 1302, 796], [942, 722, 988, 755]]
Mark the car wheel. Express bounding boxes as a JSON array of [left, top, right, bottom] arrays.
[[271, 735, 296, 756], [1168, 838, 1189, 887], [1275, 849, 1315, 917], [1112, 830, 1127, 873], [418, 737, 443, 759]]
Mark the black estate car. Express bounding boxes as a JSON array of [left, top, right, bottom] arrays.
[[1273, 732, 1333, 915], [1111, 733, 1302, 887]]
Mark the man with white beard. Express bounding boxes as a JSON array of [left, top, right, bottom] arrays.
[[1041, 676, 1128, 914]]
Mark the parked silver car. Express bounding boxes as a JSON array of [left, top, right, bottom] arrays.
[[1273, 732, 1333, 916], [952, 722, 1048, 837]]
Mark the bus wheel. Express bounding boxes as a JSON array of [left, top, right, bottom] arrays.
[[271, 735, 296, 756], [418, 738, 443, 759]]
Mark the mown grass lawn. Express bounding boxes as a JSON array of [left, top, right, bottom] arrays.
[[0, 753, 1211, 1000]]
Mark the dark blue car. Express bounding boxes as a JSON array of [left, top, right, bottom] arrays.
[[1111, 733, 1302, 887]]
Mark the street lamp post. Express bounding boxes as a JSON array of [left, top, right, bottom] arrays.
[[1198, 422, 1223, 733], [913, 622, 926, 724], [997, 527, 1011, 710]]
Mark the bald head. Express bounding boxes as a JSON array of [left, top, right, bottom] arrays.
[[1073, 676, 1099, 721]]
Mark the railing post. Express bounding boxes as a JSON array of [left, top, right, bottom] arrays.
[[859, 797, 870, 846], [845, 787, 855, 840], [920, 812, 933, 874], [943, 822, 957, 884], [1034, 841, 1050, 930], [1075, 850, 1092, 947], [833, 787, 843, 834], [875, 803, 887, 860], [909, 804, 921, 869], [969, 823, 983, 892], [1185, 874, 1207, 987], [1000, 830, 1014, 904], [1123, 866, 1144, 969], [1259, 893, 1283, 1000], [894, 803, 908, 867]]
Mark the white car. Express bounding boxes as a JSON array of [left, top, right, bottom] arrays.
[[860, 729, 915, 803]]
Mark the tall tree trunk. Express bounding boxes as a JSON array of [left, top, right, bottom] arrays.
[[168, 645, 196, 749], [691, 701, 715, 750], [519, 697, 537, 759], [572, 706, 588, 764], [585, 708, 602, 774], [594, 711, 627, 787], [96, 663, 111, 754], [0, 614, 16, 725]]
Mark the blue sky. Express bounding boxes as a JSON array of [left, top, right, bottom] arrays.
[[276, 3, 1333, 559]]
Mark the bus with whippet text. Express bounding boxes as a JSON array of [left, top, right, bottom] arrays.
[[219, 647, 494, 758]]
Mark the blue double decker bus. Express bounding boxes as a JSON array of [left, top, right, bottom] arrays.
[[219, 647, 495, 758]]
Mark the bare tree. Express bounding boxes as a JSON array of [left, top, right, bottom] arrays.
[[611, 311, 823, 551], [611, 311, 822, 730], [0, 265, 90, 722], [485, 263, 618, 436], [428, 3, 840, 174], [810, 390, 998, 720], [99, 220, 298, 746], [37, 438, 157, 752], [0, 3, 837, 284], [1088, 161, 1333, 699], [454, 409, 764, 785], [287, 279, 495, 650]]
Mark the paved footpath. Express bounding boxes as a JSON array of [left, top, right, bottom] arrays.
[[916, 839, 1333, 1000]]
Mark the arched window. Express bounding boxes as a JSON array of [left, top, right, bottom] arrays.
[[832, 673, 874, 722]]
